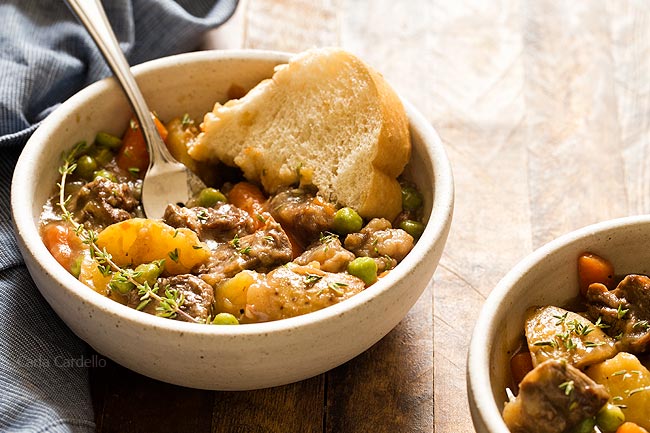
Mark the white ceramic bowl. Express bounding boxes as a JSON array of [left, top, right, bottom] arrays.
[[467, 215, 650, 432], [11, 49, 454, 390]]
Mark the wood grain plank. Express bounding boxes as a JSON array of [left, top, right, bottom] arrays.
[[96, 360, 214, 433], [211, 377, 324, 433], [608, 0, 650, 216], [243, 0, 341, 52], [90, 352, 108, 432], [521, 1, 627, 246], [421, 2, 530, 431]]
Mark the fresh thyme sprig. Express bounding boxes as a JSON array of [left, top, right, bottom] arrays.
[[57, 145, 196, 323]]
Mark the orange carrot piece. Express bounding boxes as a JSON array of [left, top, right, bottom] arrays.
[[228, 182, 266, 212], [228, 182, 269, 228], [510, 351, 534, 387], [116, 115, 168, 174], [41, 222, 84, 272], [617, 422, 650, 433], [578, 252, 615, 296]]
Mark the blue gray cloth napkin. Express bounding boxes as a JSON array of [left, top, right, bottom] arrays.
[[0, 1, 237, 431]]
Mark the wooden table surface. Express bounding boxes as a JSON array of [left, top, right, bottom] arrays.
[[90, 1, 650, 432]]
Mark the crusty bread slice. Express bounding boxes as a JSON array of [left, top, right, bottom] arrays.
[[188, 48, 411, 220]]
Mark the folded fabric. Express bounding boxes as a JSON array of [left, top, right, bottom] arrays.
[[0, 0, 237, 431]]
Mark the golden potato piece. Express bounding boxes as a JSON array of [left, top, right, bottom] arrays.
[[78, 254, 125, 304], [165, 117, 201, 174], [244, 264, 365, 322], [586, 352, 650, 430], [165, 117, 216, 186], [214, 270, 257, 317], [526, 305, 617, 369], [96, 218, 209, 275]]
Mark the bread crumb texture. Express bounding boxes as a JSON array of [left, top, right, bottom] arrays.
[[188, 47, 410, 220]]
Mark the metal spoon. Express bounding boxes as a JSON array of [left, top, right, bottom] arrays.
[[65, 0, 206, 219]]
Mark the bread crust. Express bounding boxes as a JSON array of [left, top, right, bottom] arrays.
[[359, 67, 411, 218], [188, 48, 411, 221]]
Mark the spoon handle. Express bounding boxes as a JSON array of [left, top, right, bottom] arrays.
[[64, 0, 175, 165]]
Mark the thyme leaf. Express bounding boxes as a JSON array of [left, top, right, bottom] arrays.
[[328, 282, 348, 296], [181, 113, 192, 129], [559, 380, 574, 396], [304, 274, 323, 284], [196, 209, 208, 222], [553, 312, 568, 325]]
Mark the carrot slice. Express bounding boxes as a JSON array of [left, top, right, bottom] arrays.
[[578, 252, 615, 296], [228, 182, 266, 213], [617, 422, 650, 433], [116, 115, 168, 175], [228, 182, 270, 229], [510, 351, 533, 388], [41, 222, 85, 272]]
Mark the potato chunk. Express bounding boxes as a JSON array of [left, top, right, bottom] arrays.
[[165, 117, 216, 186], [244, 263, 365, 322], [586, 352, 650, 430], [214, 270, 257, 316], [96, 218, 209, 275], [77, 253, 125, 304], [526, 306, 617, 369]]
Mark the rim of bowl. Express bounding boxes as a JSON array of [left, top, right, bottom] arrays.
[[12, 48, 454, 338], [467, 214, 650, 432]]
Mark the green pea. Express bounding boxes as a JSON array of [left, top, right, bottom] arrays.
[[95, 131, 123, 150], [70, 256, 83, 278], [76, 155, 97, 180], [401, 185, 423, 211], [197, 187, 227, 207], [596, 404, 625, 432], [399, 220, 425, 239], [93, 169, 117, 182], [93, 147, 114, 166], [569, 417, 596, 433], [347, 257, 378, 285], [212, 313, 239, 325], [109, 274, 134, 295], [332, 207, 363, 235], [134, 261, 164, 286]]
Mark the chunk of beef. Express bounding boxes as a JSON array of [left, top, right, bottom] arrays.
[[344, 218, 414, 271], [269, 188, 336, 246], [74, 177, 138, 229], [163, 203, 255, 243], [199, 220, 293, 286], [294, 236, 355, 273], [127, 274, 213, 322], [586, 274, 650, 353], [237, 222, 294, 270], [242, 263, 366, 322], [502, 359, 610, 433]]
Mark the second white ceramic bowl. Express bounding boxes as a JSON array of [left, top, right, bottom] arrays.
[[467, 216, 650, 432]]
